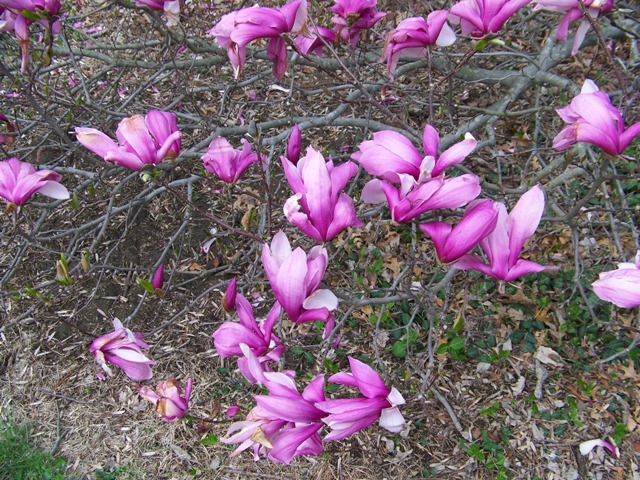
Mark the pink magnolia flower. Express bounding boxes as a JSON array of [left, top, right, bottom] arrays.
[[202, 137, 259, 183], [553, 79, 640, 156], [591, 251, 640, 308], [0, 157, 69, 206], [294, 26, 336, 56], [207, 0, 308, 78], [455, 185, 557, 283], [138, 377, 192, 422], [383, 12, 456, 77], [136, 0, 180, 27], [420, 199, 499, 264], [282, 147, 362, 242], [533, 0, 614, 55], [89, 318, 156, 381], [75, 110, 182, 171], [354, 124, 477, 183], [261, 230, 338, 325], [352, 124, 480, 223], [0, 0, 61, 72], [222, 373, 326, 464], [331, 0, 386, 48], [212, 295, 285, 384], [316, 357, 405, 441], [448, 0, 532, 37]]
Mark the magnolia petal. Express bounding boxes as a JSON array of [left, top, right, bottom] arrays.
[[506, 185, 545, 269], [34, 180, 69, 200], [579, 439, 619, 458], [302, 288, 338, 311], [379, 406, 405, 433], [432, 132, 476, 177]]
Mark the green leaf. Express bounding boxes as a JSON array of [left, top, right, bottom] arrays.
[[136, 277, 155, 294], [449, 337, 465, 351], [201, 433, 218, 446], [392, 341, 407, 358], [475, 38, 488, 51]]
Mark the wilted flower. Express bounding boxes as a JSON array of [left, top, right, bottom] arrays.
[[420, 199, 499, 264], [352, 124, 480, 223], [222, 373, 326, 464], [592, 251, 640, 308], [202, 137, 259, 183], [138, 377, 192, 422], [261, 230, 338, 327], [89, 318, 156, 381], [207, 0, 308, 78], [448, 0, 532, 37], [0, 113, 15, 147], [282, 146, 362, 242], [0, 157, 69, 207], [383, 12, 456, 77], [455, 185, 557, 283], [553, 79, 640, 155], [136, 378, 192, 422], [316, 357, 405, 441], [136, 0, 180, 27], [533, 0, 614, 55], [331, 0, 386, 48], [75, 110, 182, 171]]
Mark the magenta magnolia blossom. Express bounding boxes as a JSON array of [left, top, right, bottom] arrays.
[[316, 357, 405, 441], [383, 12, 456, 77], [282, 147, 362, 242], [212, 294, 285, 383], [331, 0, 385, 48], [75, 111, 182, 171], [533, 0, 613, 55], [89, 319, 156, 381], [420, 199, 499, 264], [448, 0, 532, 37], [553, 80, 640, 156], [353, 125, 480, 222], [591, 251, 640, 308], [136, 0, 180, 27], [294, 26, 336, 56], [202, 137, 259, 183], [222, 372, 326, 464], [262, 230, 338, 326], [0, 0, 61, 72], [208, 0, 308, 78], [0, 157, 69, 206], [455, 185, 556, 283], [138, 377, 192, 422]]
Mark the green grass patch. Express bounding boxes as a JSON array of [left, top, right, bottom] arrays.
[[0, 418, 73, 480]]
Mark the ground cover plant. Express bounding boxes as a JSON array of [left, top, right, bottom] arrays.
[[0, 0, 639, 477]]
